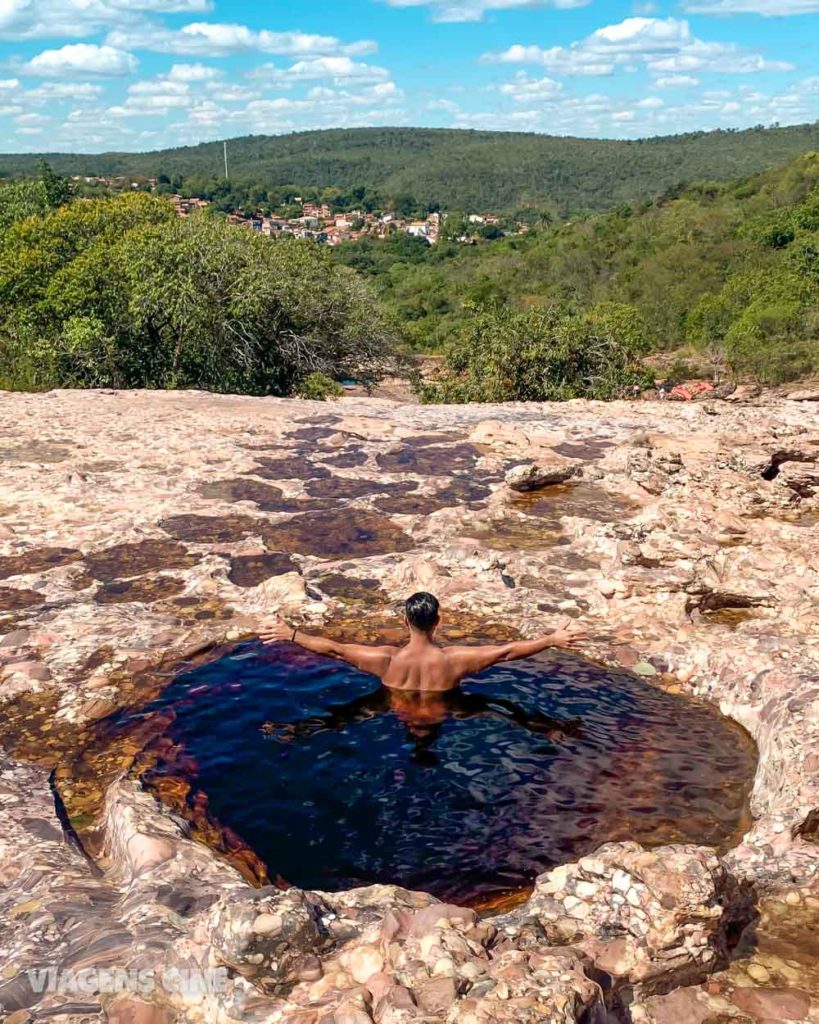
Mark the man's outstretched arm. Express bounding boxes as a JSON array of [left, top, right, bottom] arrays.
[[447, 618, 588, 678], [259, 616, 396, 678]]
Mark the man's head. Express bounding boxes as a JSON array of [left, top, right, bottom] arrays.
[[405, 592, 440, 635]]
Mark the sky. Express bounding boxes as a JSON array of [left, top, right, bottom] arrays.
[[0, 0, 818, 153]]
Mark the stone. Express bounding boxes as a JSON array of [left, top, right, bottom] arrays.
[[413, 976, 458, 1015], [731, 986, 812, 1020], [344, 946, 385, 985], [505, 459, 580, 492]]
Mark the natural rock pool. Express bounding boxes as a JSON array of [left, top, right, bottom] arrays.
[[99, 643, 757, 909]]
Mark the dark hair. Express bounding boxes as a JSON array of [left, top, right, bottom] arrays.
[[405, 592, 440, 632]]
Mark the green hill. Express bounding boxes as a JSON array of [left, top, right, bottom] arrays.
[[3, 124, 819, 215], [333, 151, 819, 386]]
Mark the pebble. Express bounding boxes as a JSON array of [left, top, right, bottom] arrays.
[[746, 962, 771, 984], [252, 913, 283, 935]]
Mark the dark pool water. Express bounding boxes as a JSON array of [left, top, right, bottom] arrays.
[[114, 643, 757, 907]]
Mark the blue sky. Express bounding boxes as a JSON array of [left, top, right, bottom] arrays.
[[1, 0, 818, 152]]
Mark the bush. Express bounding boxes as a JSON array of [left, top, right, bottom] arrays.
[[420, 302, 652, 404], [294, 373, 344, 400], [0, 194, 397, 395]]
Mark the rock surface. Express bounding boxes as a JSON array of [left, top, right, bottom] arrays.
[[0, 387, 818, 1023]]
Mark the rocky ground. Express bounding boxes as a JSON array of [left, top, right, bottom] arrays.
[[0, 387, 817, 1024]]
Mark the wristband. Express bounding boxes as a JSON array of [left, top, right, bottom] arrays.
[[291, 627, 297, 643]]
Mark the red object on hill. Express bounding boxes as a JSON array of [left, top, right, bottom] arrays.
[[669, 380, 715, 401]]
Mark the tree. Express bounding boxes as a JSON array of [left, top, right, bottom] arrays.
[[0, 193, 397, 394]]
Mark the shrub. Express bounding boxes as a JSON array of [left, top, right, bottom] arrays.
[[294, 373, 344, 400], [420, 302, 652, 404]]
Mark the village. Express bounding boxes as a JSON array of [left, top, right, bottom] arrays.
[[175, 195, 512, 246], [67, 174, 515, 246]]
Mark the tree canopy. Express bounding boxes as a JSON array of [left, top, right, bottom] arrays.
[[338, 152, 819, 386], [4, 123, 819, 218], [0, 191, 396, 394]]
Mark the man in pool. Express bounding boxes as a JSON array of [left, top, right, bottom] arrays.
[[260, 591, 587, 693]]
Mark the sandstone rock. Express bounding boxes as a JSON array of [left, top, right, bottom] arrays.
[[505, 459, 580, 492], [731, 985, 812, 1020], [207, 887, 336, 991], [787, 389, 819, 402], [500, 842, 746, 995]]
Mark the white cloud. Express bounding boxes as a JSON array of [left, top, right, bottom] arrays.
[[253, 56, 391, 85], [684, 0, 819, 13], [381, 0, 588, 23], [484, 16, 793, 76], [166, 62, 220, 82], [499, 73, 564, 101], [654, 74, 700, 87], [22, 43, 138, 77], [0, 0, 211, 41], [106, 22, 377, 58], [27, 80, 103, 100]]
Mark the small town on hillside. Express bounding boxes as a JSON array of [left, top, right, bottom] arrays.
[[69, 174, 523, 246]]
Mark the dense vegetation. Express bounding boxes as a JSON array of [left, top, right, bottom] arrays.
[[0, 190, 395, 394], [2, 152, 818, 402], [335, 152, 819, 390], [4, 123, 819, 217]]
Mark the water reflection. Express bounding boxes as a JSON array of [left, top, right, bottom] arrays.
[[112, 643, 756, 906]]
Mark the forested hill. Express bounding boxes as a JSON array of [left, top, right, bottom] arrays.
[[3, 123, 819, 215]]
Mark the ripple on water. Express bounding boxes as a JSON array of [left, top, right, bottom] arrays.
[[100, 645, 756, 907], [315, 574, 387, 604]]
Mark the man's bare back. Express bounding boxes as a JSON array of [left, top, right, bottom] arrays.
[[260, 592, 587, 693]]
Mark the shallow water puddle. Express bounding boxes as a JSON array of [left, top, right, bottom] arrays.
[[84, 539, 198, 581], [318, 448, 368, 469], [303, 477, 418, 501], [92, 645, 756, 907], [376, 442, 482, 476], [252, 456, 332, 481], [0, 441, 71, 463], [0, 546, 82, 580], [0, 586, 44, 611], [552, 438, 615, 462], [315, 573, 387, 604], [198, 477, 332, 513], [509, 481, 640, 523], [374, 478, 493, 516], [94, 576, 187, 605], [159, 513, 270, 545], [227, 552, 298, 588], [702, 607, 761, 629], [265, 509, 414, 559]]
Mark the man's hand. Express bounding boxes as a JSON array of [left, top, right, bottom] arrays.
[[260, 615, 294, 645], [548, 618, 588, 650]]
